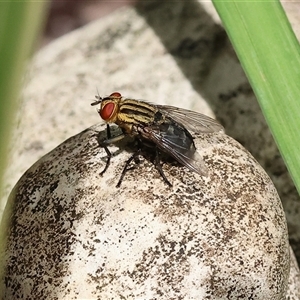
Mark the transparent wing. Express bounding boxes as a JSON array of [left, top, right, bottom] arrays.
[[157, 105, 223, 133], [141, 126, 209, 176]]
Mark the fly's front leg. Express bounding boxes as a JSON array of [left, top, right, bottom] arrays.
[[97, 124, 125, 176], [106, 123, 111, 139], [116, 148, 142, 188]]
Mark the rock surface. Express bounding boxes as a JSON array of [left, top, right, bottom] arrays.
[[1, 123, 291, 299], [0, 0, 299, 299]]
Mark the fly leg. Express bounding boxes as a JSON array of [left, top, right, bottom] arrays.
[[97, 124, 125, 176], [106, 123, 111, 139], [116, 148, 142, 188], [99, 145, 111, 176], [154, 148, 172, 187]]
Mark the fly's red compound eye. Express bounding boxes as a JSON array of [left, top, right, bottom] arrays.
[[110, 92, 122, 98], [100, 102, 115, 120]]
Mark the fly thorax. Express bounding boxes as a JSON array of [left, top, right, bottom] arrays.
[[118, 122, 133, 135], [118, 99, 157, 126], [153, 111, 164, 124]]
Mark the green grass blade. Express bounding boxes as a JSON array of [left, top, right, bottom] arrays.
[[212, 0, 300, 195], [0, 2, 48, 210]]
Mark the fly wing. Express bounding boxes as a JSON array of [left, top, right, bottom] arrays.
[[156, 105, 223, 133], [168, 145, 209, 176], [140, 125, 209, 176]]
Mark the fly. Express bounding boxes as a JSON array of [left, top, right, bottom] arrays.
[[91, 92, 223, 187]]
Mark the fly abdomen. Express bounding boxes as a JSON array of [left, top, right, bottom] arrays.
[[159, 120, 196, 153]]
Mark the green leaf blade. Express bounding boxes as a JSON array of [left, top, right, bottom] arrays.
[[213, 0, 300, 195]]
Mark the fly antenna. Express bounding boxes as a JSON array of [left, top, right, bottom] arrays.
[[91, 89, 102, 106]]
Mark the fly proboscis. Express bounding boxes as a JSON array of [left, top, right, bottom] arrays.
[[91, 92, 223, 187]]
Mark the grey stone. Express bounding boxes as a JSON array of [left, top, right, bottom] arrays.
[[1, 123, 292, 299]]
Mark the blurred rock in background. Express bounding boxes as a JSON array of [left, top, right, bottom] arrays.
[[42, 0, 138, 46]]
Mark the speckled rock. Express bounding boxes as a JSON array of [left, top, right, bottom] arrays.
[[1, 123, 292, 299], [288, 248, 300, 300], [1, 0, 299, 268]]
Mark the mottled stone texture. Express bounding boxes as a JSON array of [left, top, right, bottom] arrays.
[[1, 124, 291, 299], [1, 0, 300, 299]]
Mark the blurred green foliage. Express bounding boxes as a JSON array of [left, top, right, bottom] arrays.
[[0, 2, 48, 212]]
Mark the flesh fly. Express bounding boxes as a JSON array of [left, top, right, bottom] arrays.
[[91, 92, 223, 187]]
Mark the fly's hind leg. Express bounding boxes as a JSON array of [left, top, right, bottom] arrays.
[[154, 148, 172, 187]]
